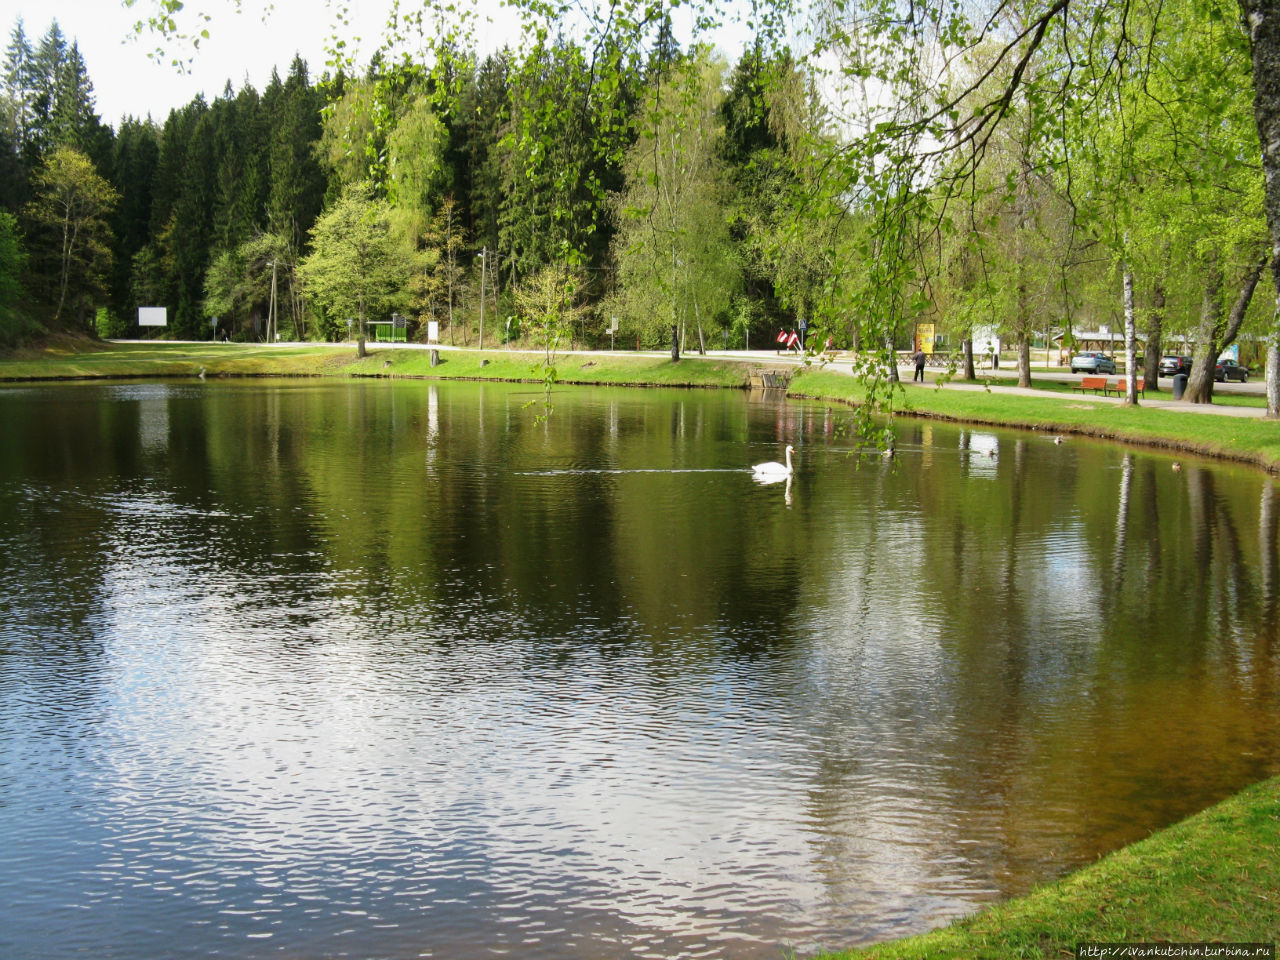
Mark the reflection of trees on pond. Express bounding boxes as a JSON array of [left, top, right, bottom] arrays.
[[785, 424, 1280, 900], [3, 381, 1278, 911]]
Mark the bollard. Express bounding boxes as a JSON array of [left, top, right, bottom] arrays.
[[430, 349, 440, 367]]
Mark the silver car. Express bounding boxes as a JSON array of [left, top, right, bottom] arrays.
[[1070, 352, 1117, 375]]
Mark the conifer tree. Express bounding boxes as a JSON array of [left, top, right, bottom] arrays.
[[2, 19, 35, 163], [109, 116, 160, 318], [49, 42, 110, 164], [265, 57, 325, 254]]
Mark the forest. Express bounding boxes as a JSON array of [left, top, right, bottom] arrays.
[[1, 0, 1278, 410]]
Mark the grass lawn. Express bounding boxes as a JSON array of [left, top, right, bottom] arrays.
[[0, 339, 343, 379], [342, 344, 753, 387], [0, 339, 755, 389], [791, 370, 1280, 471], [821, 776, 1280, 959]]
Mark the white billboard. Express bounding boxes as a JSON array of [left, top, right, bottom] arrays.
[[138, 307, 168, 327]]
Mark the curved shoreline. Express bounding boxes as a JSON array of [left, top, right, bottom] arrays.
[[823, 776, 1280, 959], [4, 340, 1275, 472], [3, 340, 1278, 956]]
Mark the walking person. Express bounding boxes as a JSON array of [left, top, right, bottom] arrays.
[[913, 347, 926, 382]]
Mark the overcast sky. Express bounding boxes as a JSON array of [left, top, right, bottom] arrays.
[[6, 0, 518, 125], [8, 0, 753, 128]]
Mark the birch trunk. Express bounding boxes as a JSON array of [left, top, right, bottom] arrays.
[[1122, 262, 1138, 404], [1239, 0, 1280, 416]]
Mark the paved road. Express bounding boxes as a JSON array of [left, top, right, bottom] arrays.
[[964, 363, 1265, 397], [691, 349, 1270, 417]]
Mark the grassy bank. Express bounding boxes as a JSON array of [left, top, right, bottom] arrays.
[[0, 339, 754, 388], [3, 341, 1276, 469], [822, 776, 1280, 959], [0, 339, 343, 379], [342, 344, 753, 387], [790, 370, 1280, 472]]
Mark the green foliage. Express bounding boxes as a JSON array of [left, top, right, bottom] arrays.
[[264, 57, 326, 251], [452, 51, 511, 256], [386, 95, 450, 242], [299, 182, 409, 344], [203, 231, 305, 340], [202, 246, 241, 321], [120, 0, 218, 71], [0, 209, 30, 345], [609, 50, 739, 352], [513, 262, 590, 359], [13, 0, 1280, 419], [23, 143, 118, 329], [498, 38, 634, 283], [108, 117, 160, 319], [94, 305, 129, 339], [317, 79, 388, 192], [0, 210, 24, 305], [407, 195, 464, 342]]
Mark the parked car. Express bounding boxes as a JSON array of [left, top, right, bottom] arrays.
[[1159, 355, 1193, 377], [1070, 352, 1117, 375], [1214, 359, 1250, 382]]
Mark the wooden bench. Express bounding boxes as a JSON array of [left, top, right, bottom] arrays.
[[1103, 377, 1146, 398], [1072, 376, 1110, 394]]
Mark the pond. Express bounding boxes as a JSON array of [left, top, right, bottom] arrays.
[[0, 378, 1276, 960]]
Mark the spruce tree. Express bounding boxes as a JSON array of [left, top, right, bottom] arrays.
[[109, 116, 159, 318], [23, 22, 66, 164], [2, 19, 35, 162], [266, 56, 325, 254], [49, 42, 110, 165]]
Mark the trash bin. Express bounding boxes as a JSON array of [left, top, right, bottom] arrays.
[[1172, 373, 1188, 400]]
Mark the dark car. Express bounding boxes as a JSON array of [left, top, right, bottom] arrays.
[[1214, 359, 1250, 382], [1159, 355, 1193, 377], [1070, 352, 1117, 375]]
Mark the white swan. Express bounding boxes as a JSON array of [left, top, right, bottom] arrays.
[[753, 444, 794, 480]]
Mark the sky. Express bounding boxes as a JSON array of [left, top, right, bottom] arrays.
[[7, 0, 755, 128], [5, 0, 520, 125]]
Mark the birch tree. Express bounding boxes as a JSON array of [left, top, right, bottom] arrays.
[[611, 50, 738, 353], [24, 143, 117, 327], [299, 182, 407, 356]]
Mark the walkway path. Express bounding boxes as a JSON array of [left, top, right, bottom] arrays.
[[690, 348, 1271, 418], [893, 376, 1270, 418]]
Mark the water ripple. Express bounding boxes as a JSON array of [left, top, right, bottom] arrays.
[[1, 381, 1278, 960]]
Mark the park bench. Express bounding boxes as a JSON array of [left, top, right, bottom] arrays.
[[1104, 377, 1145, 398], [1072, 376, 1109, 395]]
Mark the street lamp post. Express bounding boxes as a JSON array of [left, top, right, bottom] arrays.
[[478, 248, 486, 352], [267, 259, 278, 343]]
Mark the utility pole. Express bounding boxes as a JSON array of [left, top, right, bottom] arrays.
[[479, 247, 486, 351], [268, 259, 278, 342]]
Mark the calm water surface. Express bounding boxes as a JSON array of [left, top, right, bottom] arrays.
[[0, 378, 1277, 959]]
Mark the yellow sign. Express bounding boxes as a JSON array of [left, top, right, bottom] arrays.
[[916, 323, 936, 354]]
